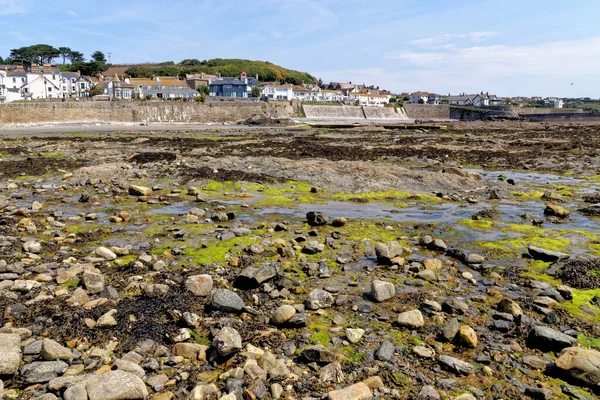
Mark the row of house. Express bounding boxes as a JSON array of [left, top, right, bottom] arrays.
[[259, 83, 391, 106], [0, 64, 96, 102], [410, 91, 503, 106]]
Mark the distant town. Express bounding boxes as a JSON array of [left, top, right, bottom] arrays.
[[0, 47, 597, 112]]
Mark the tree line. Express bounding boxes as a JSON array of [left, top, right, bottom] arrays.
[[124, 58, 315, 85], [2, 44, 110, 77]]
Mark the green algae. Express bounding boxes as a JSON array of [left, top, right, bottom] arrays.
[[310, 331, 332, 347], [511, 190, 545, 201], [253, 195, 296, 208], [182, 236, 259, 265], [59, 278, 80, 288], [331, 190, 442, 204], [458, 219, 493, 230]]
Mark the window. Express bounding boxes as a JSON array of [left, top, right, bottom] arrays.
[[80, 83, 85, 89], [12, 78, 15, 83], [48, 87, 52, 92]]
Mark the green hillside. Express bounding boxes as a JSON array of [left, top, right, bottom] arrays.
[[119, 59, 315, 85]]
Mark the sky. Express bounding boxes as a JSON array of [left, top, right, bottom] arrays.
[[1, 0, 599, 97]]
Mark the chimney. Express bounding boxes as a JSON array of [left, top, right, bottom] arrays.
[[77, 70, 81, 78], [201, 73, 205, 79], [43, 63, 51, 73], [31, 64, 40, 74], [17, 65, 24, 71]]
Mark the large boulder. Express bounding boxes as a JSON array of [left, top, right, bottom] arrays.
[[85, 370, 148, 400], [374, 241, 404, 264], [0, 333, 21, 375], [528, 246, 569, 262], [370, 280, 395, 302], [21, 361, 69, 383], [128, 185, 152, 197], [234, 264, 278, 289], [555, 347, 600, 387]]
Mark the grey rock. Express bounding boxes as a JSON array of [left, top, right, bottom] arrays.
[[370, 280, 395, 302], [438, 355, 474, 375], [302, 345, 336, 363], [397, 309, 425, 328], [40, 338, 72, 361], [212, 289, 245, 312], [82, 272, 105, 294], [306, 211, 329, 226], [555, 347, 600, 387], [442, 318, 460, 341], [21, 360, 69, 383], [375, 341, 395, 361], [418, 385, 440, 400], [375, 241, 404, 264], [213, 327, 242, 356], [306, 289, 334, 310], [85, 370, 148, 400], [327, 382, 372, 400], [235, 264, 278, 289], [528, 245, 569, 262], [94, 247, 117, 261], [528, 326, 577, 352], [271, 305, 296, 325], [0, 333, 21, 375], [64, 383, 88, 400]]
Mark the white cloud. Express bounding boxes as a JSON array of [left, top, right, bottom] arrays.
[[0, 0, 25, 15], [385, 51, 446, 66], [68, 10, 78, 16], [409, 31, 497, 47]]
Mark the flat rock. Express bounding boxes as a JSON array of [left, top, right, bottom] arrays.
[[235, 264, 277, 289], [85, 370, 148, 400], [212, 289, 245, 312], [397, 309, 424, 328], [128, 185, 152, 197], [95, 247, 117, 261], [21, 360, 69, 383], [306, 289, 334, 310], [327, 382, 372, 400], [438, 355, 474, 375], [527, 326, 577, 352], [0, 333, 21, 375], [302, 345, 336, 363], [528, 245, 569, 262], [40, 338, 72, 361]]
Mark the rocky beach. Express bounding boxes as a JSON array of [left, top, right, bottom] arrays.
[[0, 122, 599, 400]]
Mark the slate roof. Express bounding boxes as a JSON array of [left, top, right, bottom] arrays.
[[210, 78, 248, 86]]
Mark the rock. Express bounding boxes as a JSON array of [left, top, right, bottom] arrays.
[[302, 345, 336, 363], [413, 345, 435, 358], [578, 204, 600, 216], [128, 185, 152, 196], [458, 325, 477, 348], [544, 204, 570, 218], [345, 328, 365, 344], [268, 359, 291, 381], [306, 289, 334, 310], [417, 269, 437, 282], [114, 359, 145, 378], [442, 318, 460, 342], [497, 298, 523, 315], [97, 309, 118, 327], [0, 333, 21, 375], [272, 305, 296, 325], [524, 387, 554, 400], [528, 326, 577, 352], [21, 361, 69, 383], [213, 327, 242, 356], [455, 395, 476, 400], [23, 240, 42, 254], [442, 298, 469, 314], [430, 238, 447, 251], [438, 355, 474, 376], [320, 361, 345, 384], [375, 241, 404, 264], [95, 247, 117, 261], [418, 385, 440, 399], [85, 370, 148, 400], [40, 339, 72, 361], [306, 211, 329, 226], [528, 245, 569, 262], [185, 274, 213, 296], [82, 272, 105, 294], [423, 258, 442, 270], [172, 343, 208, 361], [327, 382, 373, 400], [375, 340, 395, 361], [370, 280, 395, 302], [331, 217, 348, 227], [555, 347, 600, 387], [465, 254, 485, 264], [235, 264, 278, 289], [397, 309, 425, 328], [212, 289, 245, 312], [189, 383, 219, 400]]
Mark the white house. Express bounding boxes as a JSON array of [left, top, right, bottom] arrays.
[[351, 92, 390, 107], [292, 85, 321, 102], [21, 75, 63, 100], [447, 94, 485, 107], [261, 84, 293, 100], [0, 69, 6, 103], [410, 92, 441, 104]]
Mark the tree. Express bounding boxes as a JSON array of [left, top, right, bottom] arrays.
[[68, 51, 85, 63], [251, 86, 261, 98], [91, 51, 107, 63], [88, 85, 104, 97], [58, 47, 72, 65], [197, 85, 209, 95], [440, 99, 449, 104], [67, 61, 108, 77], [9, 44, 59, 65], [0, 56, 3, 64], [418, 98, 425, 104]]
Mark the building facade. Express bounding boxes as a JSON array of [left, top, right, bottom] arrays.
[[209, 78, 249, 98]]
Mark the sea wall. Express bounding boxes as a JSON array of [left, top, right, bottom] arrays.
[[402, 104, 450, 119], [302, 105, 365, 119], [362, 107, 408, 120], [0, 101, 289, 125]]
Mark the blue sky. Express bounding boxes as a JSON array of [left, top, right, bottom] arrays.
[[1, 0, 599, 97]]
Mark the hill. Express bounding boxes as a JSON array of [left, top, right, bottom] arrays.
[[104, 59, 316, 85]]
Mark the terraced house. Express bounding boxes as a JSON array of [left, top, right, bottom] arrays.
[[129, 76, 197, 99]]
